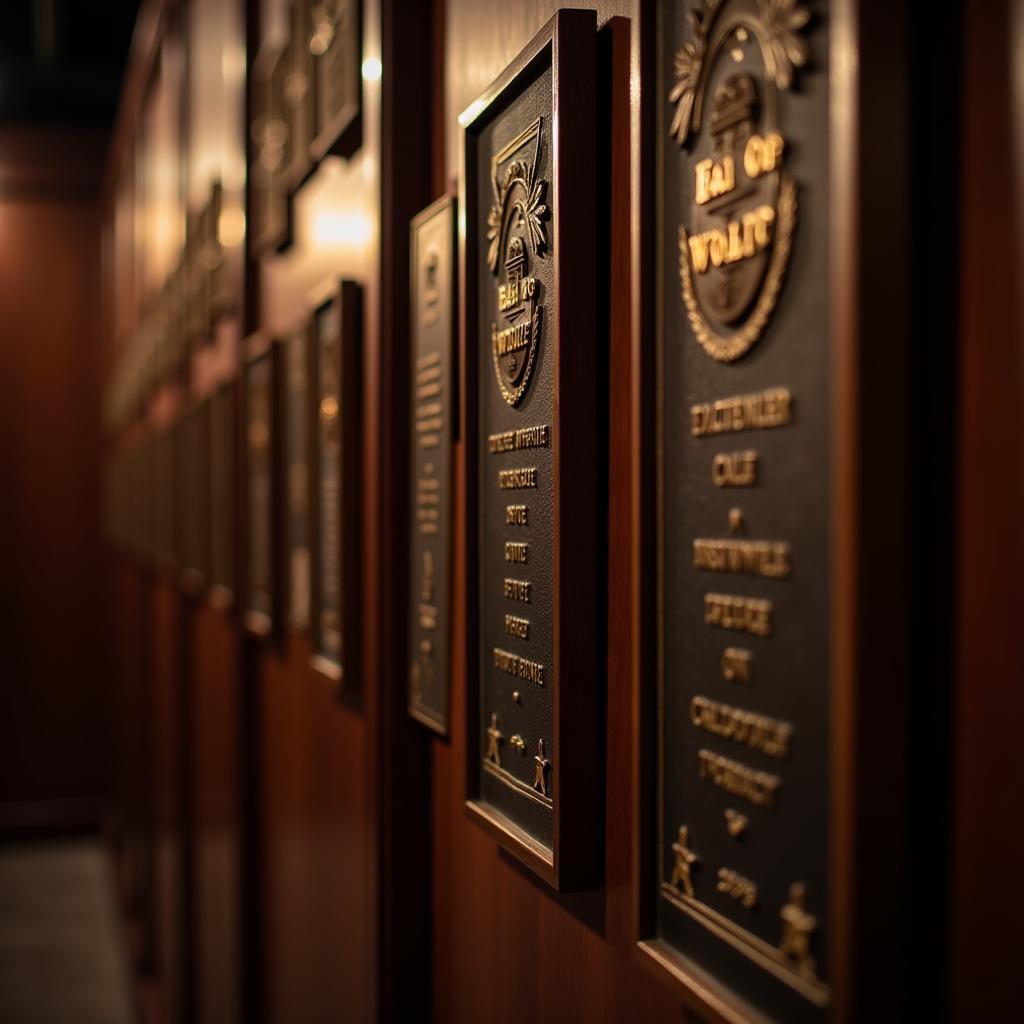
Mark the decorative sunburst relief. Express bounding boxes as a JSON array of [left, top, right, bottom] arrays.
[[669, 0, 809, 363], [486, 118, 549, 406]]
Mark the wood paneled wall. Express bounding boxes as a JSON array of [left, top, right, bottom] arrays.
[[0, 128, 110, 830]]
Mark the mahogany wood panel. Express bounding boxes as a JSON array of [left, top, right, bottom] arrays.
[[952, 0, 1024, 1017], [259, 632, 373, 1023], [190, 602, 242, 1024], [0, 160, 110, 822], [151, 579, 189, 1024], [253, 0, 384, 1018]]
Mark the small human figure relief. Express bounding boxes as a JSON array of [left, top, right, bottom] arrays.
[[485, 713, 503, 766], [670, 825, 699, 897], [728, 507, 744, 534], [779, 882, 817, 975], [510, 734, 525, 753], [532, 738, 550, 797]]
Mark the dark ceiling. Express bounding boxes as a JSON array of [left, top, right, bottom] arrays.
[[0, 0, 141, 124]]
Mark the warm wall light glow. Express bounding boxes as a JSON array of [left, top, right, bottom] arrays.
[[218, 206, 246, 247], [312, 209, 373, 247], [361, 56, 382, 82]]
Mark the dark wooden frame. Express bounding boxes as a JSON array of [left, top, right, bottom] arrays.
[[460, 9, 599, 892], [308, 0, 363, 163], [241, 338, 283, 639], [631, 1, 939, 1021], [407, 192, 457, 736], [308, 279, 363, 692]]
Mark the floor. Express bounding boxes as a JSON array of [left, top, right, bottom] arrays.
[[0, 839, 135, 1024]]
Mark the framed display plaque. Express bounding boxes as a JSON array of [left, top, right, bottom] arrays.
[[460, 9, 599, 891], [407, 195, 456, 735], [283, 0, 315, 189], [309, 280, 362, 689], [639, 3, 834, 1021], [208, 381, 237, 609], [284, 323, 312, 629], [250, 50, 292, 257], [308, 0, 361, 161], [243, 343, 282, 637]]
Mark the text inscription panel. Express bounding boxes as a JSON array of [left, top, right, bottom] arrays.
[[476, 66, 556, 851], [657, 2, 831, 1020], [408, 198, 455, 732]]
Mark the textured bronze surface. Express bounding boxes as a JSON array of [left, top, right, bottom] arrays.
[[209, 383, 237, 604], [655, 2, 831, 1019]]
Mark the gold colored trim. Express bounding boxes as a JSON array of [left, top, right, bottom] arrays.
[[679, 175, 797, 363], [660, 882, 831, 1008], [482, 757, 553, 809]]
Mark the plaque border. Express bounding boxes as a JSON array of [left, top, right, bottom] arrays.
[[308, 279, 363, 693], [460, 9, 599, 892], [407, 193, 457, 737], [241, 337, 283, 640]]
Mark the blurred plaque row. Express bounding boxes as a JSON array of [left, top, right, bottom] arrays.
[[250, 0, 362, 258]]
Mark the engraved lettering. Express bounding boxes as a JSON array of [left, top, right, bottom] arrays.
[[506, 504, 529, 526], [504, 614, 530, 640], [504, 541, 528, 564], [721, 647, 752, 683], [692, 538, 791, 579], [493, 647, 545, 686], [503, 578, 532, 603], [689, 696, 792, 757], [712, 450, 758, 487], [498, 467, 537, 489], [697, 748, 780, 808], [717, 867, 759, 909], [691, 388, 792, 438], [488, 424, 550, 453], [704, 593, 773, 637]]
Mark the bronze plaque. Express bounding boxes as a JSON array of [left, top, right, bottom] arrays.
[[284, 325, 312, 628], [652, 2, 831, 1018], [310, 282, 362, 688], [407, 196, 456, 734], [462, 10, 599, 891], [209, 382, 237, 606], [309, 0, 361, 161], [250, 51, 292, 256], [244, 346, 280, 636]]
